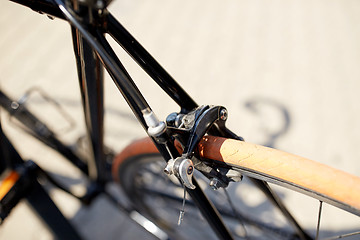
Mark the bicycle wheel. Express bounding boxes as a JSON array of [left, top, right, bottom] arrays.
[[112, 137, 360, 239]]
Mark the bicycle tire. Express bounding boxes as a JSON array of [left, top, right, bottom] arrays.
[[112, 137, 360, 239]]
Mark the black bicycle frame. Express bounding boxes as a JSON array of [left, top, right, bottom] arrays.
[[6, 1, 312, 239], [8, 0, 232, 238], [69, 5, 233, 240]]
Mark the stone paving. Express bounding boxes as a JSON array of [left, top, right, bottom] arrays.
[[1, 0, 360, 239]]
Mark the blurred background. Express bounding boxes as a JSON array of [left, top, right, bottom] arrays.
[[1, 0, 360, 239]]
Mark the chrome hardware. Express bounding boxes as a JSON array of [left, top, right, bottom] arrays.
[[142, 108, 166, 137], [219, 108, 228, 121], [164, 157, 195, 189], [163, 159, 175, 175], [178, 158, 195, 189], [209, 177, 226, 190]]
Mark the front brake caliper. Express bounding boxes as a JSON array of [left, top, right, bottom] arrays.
[[164, 105, 242, 189]]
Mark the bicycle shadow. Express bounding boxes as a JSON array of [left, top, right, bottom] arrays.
[[243, 97, 291, 148], [30, 96, 359, 239], [14, 94, 142, 140]]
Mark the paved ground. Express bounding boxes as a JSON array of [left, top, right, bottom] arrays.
[[1, 0, 360, 239]]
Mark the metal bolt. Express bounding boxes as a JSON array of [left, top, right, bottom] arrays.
[[10, 102, 19, 110], [186, 165, 193, 175], [220, 109, 228, 121], [163, 167, 171, 175], [164, 159, 174, 175], [166, 112, 178, 126], [209, 178, 222, 190]]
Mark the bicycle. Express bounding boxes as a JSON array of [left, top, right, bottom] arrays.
[[1, 0, 360, 240]]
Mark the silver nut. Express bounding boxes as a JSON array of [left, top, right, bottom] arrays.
[[220, 109, 228, 121], [164, 159, 175, 175], [209, 178, 222, 190]]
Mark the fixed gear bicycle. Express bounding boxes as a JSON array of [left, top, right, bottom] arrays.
[[1, 0, 360, 239]]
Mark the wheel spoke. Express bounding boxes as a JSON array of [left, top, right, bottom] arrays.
[[120, 154, 357, 240], [316, 201, 323, 240], [223, 188, 248, 238], [323, 231, 360, 240]]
